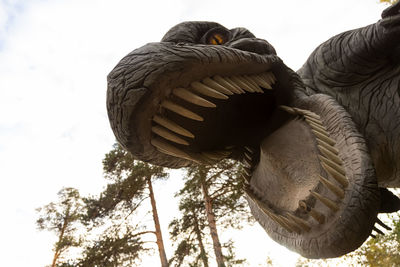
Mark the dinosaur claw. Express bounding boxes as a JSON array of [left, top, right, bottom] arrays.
[[379, 188, 400, 213]]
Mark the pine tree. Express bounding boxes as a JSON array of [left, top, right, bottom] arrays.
[[36, 187, 84, 267], [169, 159, 251, 267], [82, 143, 169, 266], [169, 192, 209, 266]]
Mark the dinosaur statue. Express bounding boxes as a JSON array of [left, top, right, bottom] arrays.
[[106, 3, 400, 258]]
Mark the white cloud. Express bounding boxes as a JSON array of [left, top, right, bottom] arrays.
[[0, 0, 388, 266]]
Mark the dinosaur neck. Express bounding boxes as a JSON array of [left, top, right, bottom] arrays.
[[315, 67, 400, 187]]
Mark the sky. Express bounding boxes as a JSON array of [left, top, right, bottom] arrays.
[[0, 0, 389, 266]]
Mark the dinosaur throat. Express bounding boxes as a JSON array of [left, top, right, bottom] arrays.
[[150, 71, 280, 164]]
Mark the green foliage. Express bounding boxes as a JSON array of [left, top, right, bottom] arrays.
[[222, 240, 247, 266], [346, 213, 400, 267], [184, 159, 252, 226], [380, 0, 399, 5], [36, 187, 85, 266], [169, 194, 209, 266], [76, 225, 150, 267], [295, 212, 400, 267], [83, 143, 168, 223], [169, 159, 251, 266], [77, 143, 169, 265]]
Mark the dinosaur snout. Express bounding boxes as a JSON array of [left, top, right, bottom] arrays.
[[228, 38, 277, 56]]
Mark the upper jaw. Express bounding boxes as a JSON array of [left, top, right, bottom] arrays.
[[107, 41, 303, 168]]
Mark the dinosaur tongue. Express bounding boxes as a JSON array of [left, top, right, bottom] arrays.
[[246, 94, 381, 258]]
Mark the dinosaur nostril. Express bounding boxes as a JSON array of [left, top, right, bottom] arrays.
[[228, 38, 277, 55]]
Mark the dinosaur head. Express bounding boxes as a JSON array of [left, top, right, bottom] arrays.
[[107, 21, 300, 167], [106, 21, 383, 258]]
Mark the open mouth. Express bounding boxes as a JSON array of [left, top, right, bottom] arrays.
[[150, 71, 278, 165], [245, 105, 349, 233], [106, 21, 385, 259], [106, 38, 299, 169]]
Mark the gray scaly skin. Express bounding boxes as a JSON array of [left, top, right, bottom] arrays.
[[106, 3, 400, 259]]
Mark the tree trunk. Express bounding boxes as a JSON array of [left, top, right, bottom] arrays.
[[146, 176, 169, 267], [51, 211, 69, 267], [193, 212, 209, 267], [51, 251, 60, 267], [200, 169, 225, 267]]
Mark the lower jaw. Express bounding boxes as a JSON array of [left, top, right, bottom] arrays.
[[146, 66, 381, 257], [244, 96, 380, 258]]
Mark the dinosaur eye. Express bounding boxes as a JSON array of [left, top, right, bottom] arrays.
[[203, 28, 230, 45]]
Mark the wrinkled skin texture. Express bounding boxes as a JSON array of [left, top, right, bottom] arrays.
[[107, 3, 400, 259]]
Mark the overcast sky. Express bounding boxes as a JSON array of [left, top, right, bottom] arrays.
[[0, 0, 388, 266]]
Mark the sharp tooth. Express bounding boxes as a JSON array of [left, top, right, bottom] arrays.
[[229, 76, 256, 92], [202, 77, 234, 95], [253, 74, 273, 89], [312, 130, 336, 147], [185, 152, 215, 165], [318, 155, 345, 176], [194, 153, 217, 164], [313, 128, 331, 139], [246, 189, 293, 232], [319, 175, 345, 199], [173, 88, 216, 108], [259, 72, 276, 85], [285, 213, 311, 232], [302, 110, 321, 120], [244, 146, 254, 153], [305, 118, 324, 128], [151, 138, 194, 161], [304, 115, 323, 126], [269, 72, 277, 83], [321, 162, 349, 187], [317, 139, 340, 156], [318, 145, 343, 166], [243, 167, 252, 176], [224, 76, 246, 93], [373, 226, 385, 235], [190, 81, 229, 99], [279, 105, 297, 115], [153, 115, 194, 138], [261, 214, 293, 232], [299, 200, 325, 224], [152, 126, 189, 145], [243, 159, 252, 168], [162, 100, 203, 121], [309, 209, 325, 225], [241, 174, 251, 183], [376, 218, 391, 230], [272, 215, 293, 233], [213, 75, 243, 94], [279, 215, 301, 234], [244, 152, 252, 161], [243, 75, 264, 93], [308, 120, 328, 133], [202, 150, 230, 160], [310, 191, 339, 212]]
